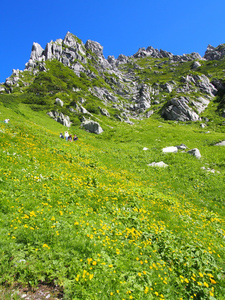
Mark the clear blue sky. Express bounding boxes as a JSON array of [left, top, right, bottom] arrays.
[[1, 0, 225, 82]]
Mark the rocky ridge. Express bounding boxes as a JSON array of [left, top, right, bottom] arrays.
[[1, 32, 225, 128]]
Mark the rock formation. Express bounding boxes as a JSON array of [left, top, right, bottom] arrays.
[[81, 120, 103, 134], [161, 97, 199, 121], [2, 31, 225, 128]]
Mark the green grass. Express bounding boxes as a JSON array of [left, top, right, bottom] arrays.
[[0, 101, 224, 299]]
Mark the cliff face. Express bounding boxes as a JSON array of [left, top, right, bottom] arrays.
[[1, 32, 225, 125]]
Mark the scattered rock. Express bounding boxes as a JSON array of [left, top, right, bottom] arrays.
[[192, 61, 201, 69], [148, 161, 168, 167], [162, 146, 178, 153], [201, 167, 220, 174], [55, 98, 64, 107], [187, 148, 201, 159], [176, 144, 187, 150], [161, 82, 173, 93], [214, 140, 225, 146], [146, 110, 154, 118], [99, 107, 110, 117]]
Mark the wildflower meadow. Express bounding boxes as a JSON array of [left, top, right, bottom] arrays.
[[0, 104, 224, 299]]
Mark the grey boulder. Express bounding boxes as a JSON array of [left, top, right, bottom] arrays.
[[81, 120, 103, 134], [187, 148, 201, 159]]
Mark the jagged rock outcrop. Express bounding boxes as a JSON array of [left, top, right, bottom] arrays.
[[85, 40, 112, 70], [162, 97, 199, 121], [204, 44, 225, 60], [47, 111, 72, 127], [25, 32, 87, 72], [161, 82, 173, 93], [180, 74, 217, 96], [99, 107, 110, 117], [89, 87, 118, 103], [71, 102, 90, 114], [133, 46, 202, 62], [193, 74, 217, 96], [192, 97, 210, 114], [133, 46, 173, 59], [171, 52, 202, 62], [3, 31, 225, 125]]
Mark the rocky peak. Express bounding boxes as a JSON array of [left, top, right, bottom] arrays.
[[85, 40, 103, 57], [204, 44, 225, 60], [63, 32, 82, 48], [44, 39, 63, 60], [132, 45, 201, 62], [30, 42, 45, 61]]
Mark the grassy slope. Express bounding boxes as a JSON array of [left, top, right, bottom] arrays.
[[0, 102, 224, 299]]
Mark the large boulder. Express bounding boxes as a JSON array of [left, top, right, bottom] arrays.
[[81, 120, 103, 134], [161, 97, 199, 121]]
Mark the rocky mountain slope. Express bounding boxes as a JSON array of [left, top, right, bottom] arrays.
[[1, 32, 225, 130]]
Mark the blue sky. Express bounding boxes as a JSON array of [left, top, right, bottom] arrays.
[[1, 0, 225, 82]]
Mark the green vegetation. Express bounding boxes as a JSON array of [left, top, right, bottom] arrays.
[[1, 45, 225, 299], [0, 98, 224, 299]]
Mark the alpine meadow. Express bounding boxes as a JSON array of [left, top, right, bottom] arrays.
[[0, 32, 224, 299]]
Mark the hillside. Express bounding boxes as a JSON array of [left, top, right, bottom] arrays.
[[0, 32, 225, 299]]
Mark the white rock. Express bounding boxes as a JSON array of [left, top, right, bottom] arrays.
[[148, 161, 168, 167], [215, 140, 225, 146], [162, 146, 178, 153], [55, 98, 64, 107], [143, 147, 149, 151], [187, 148, 201, 159]]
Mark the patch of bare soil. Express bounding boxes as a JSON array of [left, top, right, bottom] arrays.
[[0, 283, 64, 300]]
